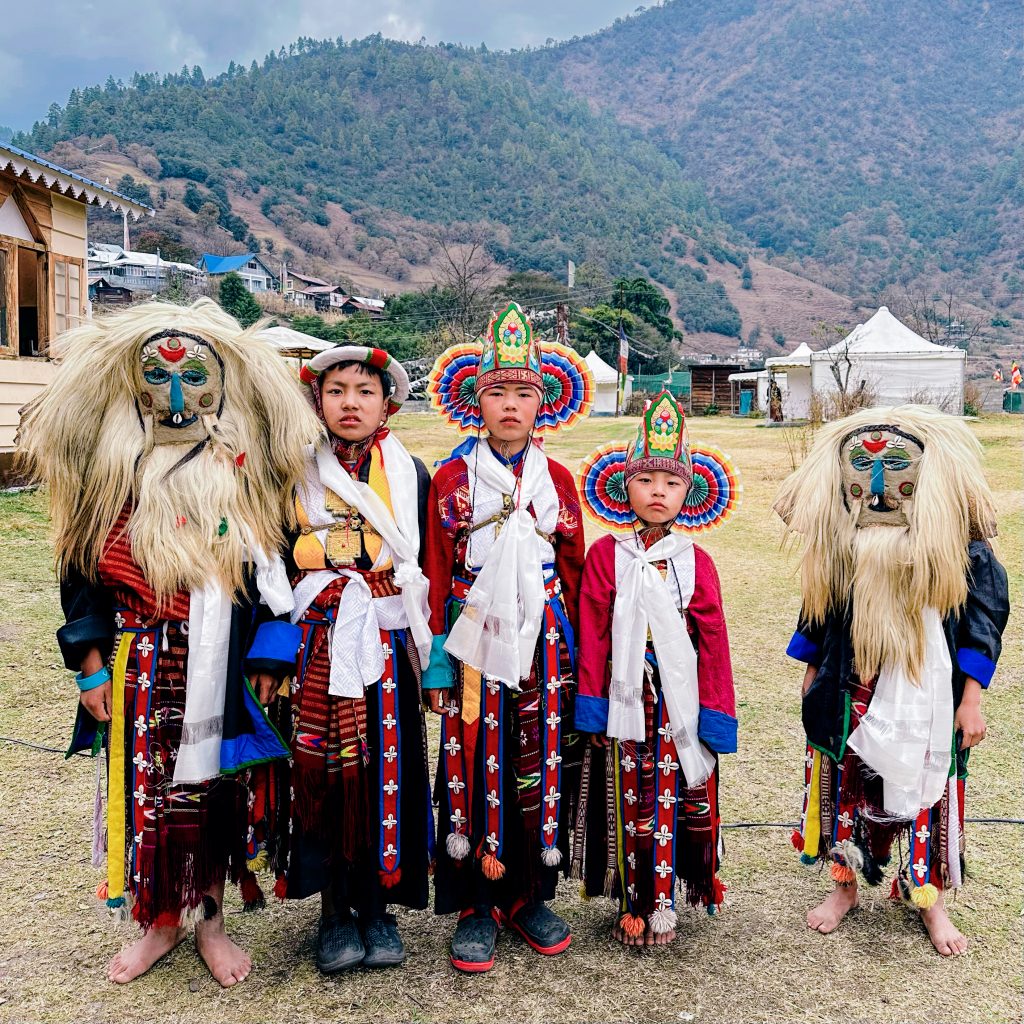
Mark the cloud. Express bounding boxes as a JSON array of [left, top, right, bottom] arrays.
[[0, 0, 638, 130]]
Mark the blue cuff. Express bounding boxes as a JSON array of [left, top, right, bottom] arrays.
[[786, 630, 820, 666], [422, 635, 454, 689], [574, 694, 609, 735], [247, 620, 302, 668], [957, 648, 996, 688], [698, 707, 738, 754]]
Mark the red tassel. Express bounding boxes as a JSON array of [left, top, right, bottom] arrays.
[[273, 874, 289, 901], [790, 829, 804, 853], [889, 877, 901, 902], [481, 853, 506, 881], [153, 910, 182, 930], [240, 871, 266, 912], [830, 862, 856, 885], [379, 867, 402, 889]]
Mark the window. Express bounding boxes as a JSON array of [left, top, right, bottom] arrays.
[[54, 258, 81, 335], [0, 248, 6, 347]]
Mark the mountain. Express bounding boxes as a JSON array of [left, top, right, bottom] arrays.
[[14, 1, 1022, 348], [529, 0, 1023, 310]]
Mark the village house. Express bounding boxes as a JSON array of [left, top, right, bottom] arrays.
[[199, 252, 279, 293], [88, 242, 204, 294], [0, 142, 152, 478]]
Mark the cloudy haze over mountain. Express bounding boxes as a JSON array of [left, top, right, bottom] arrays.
[[0, 0, 641, 128]]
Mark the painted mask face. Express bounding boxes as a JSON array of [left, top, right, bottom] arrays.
[[137, 331, 223, 445], [841, 425, 924, 527]]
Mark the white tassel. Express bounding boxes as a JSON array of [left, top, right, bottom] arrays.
[[540, 846, 563, 867], [91, 758, 106, 869], [446, 832, 471, 861], [830, 839, 864, 872], [648, 908, 678, 934]]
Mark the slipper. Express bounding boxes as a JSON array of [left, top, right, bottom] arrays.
[[508, 900, 571, 956], [316, 914, 365, 973], [450, 906, 503, 973]]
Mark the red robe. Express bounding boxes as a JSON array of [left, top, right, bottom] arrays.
[[574, 532, 737, 751]]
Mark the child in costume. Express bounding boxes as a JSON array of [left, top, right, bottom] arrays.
[[574, 391, 740, 945], [18, 299, 317, 986], [247, 345, 434, 972], [421, 302, 594, 972], [775, 405, 1009, 956]]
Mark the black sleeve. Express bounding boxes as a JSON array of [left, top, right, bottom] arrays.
[[955, 540, 1010, 687], [414, 456, 431, 564], [57, 565, 114, 671]]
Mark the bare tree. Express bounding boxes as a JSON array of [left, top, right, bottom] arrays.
[[812, 321, 876, 417], [430, 223, 498, 342], [883, 286, 988, 350]]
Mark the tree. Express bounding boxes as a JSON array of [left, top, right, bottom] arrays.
[[219, 272, 262, 327], [430, 224, 497, 342], [882, 287, 987, 351], [741, 265, 753, 290], [614, 276, 677, 339]]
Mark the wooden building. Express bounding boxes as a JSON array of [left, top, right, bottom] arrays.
[[686, 363, 744, 414], [0, 143, 151, 478]]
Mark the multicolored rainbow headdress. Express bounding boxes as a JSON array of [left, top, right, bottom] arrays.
[[298, 344, 410, 417], [624, 390, 693, 486], [427, 303, 594, 435], [475, 302, 543, 394], [577, 390, 741, 535]]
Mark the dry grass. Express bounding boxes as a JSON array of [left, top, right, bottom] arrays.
[[0, 414, 1020, 1024]]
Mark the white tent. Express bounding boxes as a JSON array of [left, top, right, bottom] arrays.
[[258, 325, 335, 367], [765, 341, 813, 420], [811, 307, 965, 413], [585, 349, 632, 415]]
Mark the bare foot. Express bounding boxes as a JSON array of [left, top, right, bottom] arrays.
[[195, 916, 252, 988], [920, 894, 969, 957], [806, 883, 859, 934], [107, 926, 185, 984], [611, 922, 644, 947], [645, 927, 676, 946]]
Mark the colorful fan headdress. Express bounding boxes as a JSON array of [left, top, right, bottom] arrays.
[[427, 303, 594, 435], [578, 390, 741, 534], [298, 344, 410, 416]]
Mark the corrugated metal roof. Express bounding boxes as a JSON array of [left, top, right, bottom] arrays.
[[0, 142, 153, 218]]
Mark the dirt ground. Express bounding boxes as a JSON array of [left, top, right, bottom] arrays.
[[0, 413, 1020, 1024]]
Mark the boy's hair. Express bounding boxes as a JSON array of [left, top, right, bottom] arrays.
[[320, 359, 393, 399]]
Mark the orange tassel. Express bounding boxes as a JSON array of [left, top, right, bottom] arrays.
[[618, 912, 646, 939], [379, 867, 402, 889], [830, 862, 856, 885], [790, 829, 804, 852], [481, 853, 506, 881], [95, 880, 108, 901]]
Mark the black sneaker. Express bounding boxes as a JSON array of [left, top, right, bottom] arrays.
[[361, 913, 407, 968], [316, 913, 365, 973], [449, 906, 502, 973], [508, 900, 571, 955]]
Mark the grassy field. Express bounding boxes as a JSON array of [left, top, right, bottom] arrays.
[[0, 413, 1020, 1024]]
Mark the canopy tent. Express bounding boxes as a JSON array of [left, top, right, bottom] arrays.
[[259, 325, 336, 366], [765, 341, 813, 420], [585, 348, 632, 415], [811, 307, 965, 413]]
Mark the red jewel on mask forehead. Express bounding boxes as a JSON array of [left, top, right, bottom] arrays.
[[158, 337, 186, 363]]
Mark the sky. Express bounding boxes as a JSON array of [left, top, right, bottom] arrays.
[[0, 0, 646, 132]]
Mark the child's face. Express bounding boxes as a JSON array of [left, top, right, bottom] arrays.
[[627, 470, 688, 526], [479, 383, 541, 445], [320, 365, 387, 443]]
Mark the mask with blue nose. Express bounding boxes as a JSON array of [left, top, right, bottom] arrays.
[[137, 330, 224, 446], [840, 425, 924, 527]]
